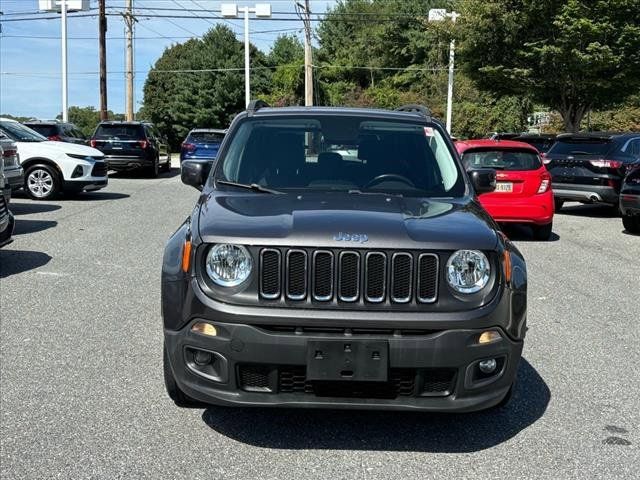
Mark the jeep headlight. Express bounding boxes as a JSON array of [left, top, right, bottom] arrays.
[[446, 250, 490, 294], [205, 244, 253, 287]]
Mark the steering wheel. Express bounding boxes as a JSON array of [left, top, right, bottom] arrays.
[[365, 174, 415, 189]]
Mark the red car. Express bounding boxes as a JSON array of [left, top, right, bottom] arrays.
[[456, 139, 554, 240]]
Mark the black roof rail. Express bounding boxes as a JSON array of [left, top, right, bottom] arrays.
[[247, 99, 270, 115], [395, 104, 432, 117]]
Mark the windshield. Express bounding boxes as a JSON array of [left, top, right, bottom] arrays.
[[217, 116, 464, 197], [0, 121, 46, 142], [94, 124, 144, 140], [548, 139, 612, 156], [462, 149, 542, 171], [188, 131, 225, 143]]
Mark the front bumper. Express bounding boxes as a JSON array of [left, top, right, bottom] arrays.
[[165, 318, 523, 412], [63, 178, 108, 192], [553, 183, 618, 204]]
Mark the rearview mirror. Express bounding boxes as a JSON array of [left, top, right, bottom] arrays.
[[468, 168, 497, 195], [181, 159, 214, 190]]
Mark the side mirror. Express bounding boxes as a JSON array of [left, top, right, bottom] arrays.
[[468, 168, 497, 195], [181, 159, 214, 190]]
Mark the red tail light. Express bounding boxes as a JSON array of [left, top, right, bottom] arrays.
[[89, 139, 97, 148], [48, 135, 62, 141], [181, 142, 196, 152], [139, 140, 148, 149], [589, 159, 623, 169], [537, 171, 551, 194], [1, 148, 17, 158]]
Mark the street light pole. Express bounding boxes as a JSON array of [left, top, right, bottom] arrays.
[[243, 6, 250, 108], [222, 4, 271, 108], [61, 0, 68, 122], [446, 38, 455, 134], [428, 9, 460, 134]]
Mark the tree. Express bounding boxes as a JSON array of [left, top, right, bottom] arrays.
[[458, 0, 640, 132], [59, 106, 124, 137], [142, 25, 271, 149], [263, 35, 305, 106]]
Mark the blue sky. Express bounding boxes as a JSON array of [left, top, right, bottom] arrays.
[[0, 0, 334, 118]]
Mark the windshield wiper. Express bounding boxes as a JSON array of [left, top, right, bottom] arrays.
[[348, 189, 403, 197], [216, 180, 281, 194]]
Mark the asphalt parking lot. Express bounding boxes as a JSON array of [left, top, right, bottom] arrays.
[[1, 165, 638, 479]]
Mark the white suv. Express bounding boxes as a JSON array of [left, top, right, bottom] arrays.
[[0, 118, 108, 200]]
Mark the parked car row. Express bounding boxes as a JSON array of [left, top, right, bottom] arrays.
[[484, 130, 640, 235]]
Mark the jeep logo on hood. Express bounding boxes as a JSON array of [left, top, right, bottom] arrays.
[[334, 232, 369, 243]]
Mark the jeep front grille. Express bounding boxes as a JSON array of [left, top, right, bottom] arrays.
[[259, 248, 439, 305]]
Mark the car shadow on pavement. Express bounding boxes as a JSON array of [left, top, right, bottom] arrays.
[[500, 224, 560, 242], [557, 204, 618, 218], [13, 219, 58, 235], [67, 191, 131, 201], [201, 358, 549, 453], [109, 167, 180, 180], [8, 201, 62, 215], [0, 249, 52, 278]]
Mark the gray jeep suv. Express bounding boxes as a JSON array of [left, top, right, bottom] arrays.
[[161, 102, 527, 412]]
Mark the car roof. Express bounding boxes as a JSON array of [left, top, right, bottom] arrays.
[[455, 139, 540, 153], [555, 132, 638, 141], [97, 121, 151, 126], [247, 106, 433, 123]]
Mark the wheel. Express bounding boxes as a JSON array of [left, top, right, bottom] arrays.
[[24, 164, 61, 200], [163, 343, 205, 408], [146, 157, 159, 178], [609, 203, 621, 217], [162, 154, 172, 172], [532, 222, 553, 241], [622, 214, 640, 234], [554, 199, 564, 212]]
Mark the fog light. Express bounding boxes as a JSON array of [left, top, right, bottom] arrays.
[[71, 165, 84, 178], [191, 322, 217, 337], [479, 358, 497, 374], [194, 350, 213, 366], [478, 330, 501, 344]]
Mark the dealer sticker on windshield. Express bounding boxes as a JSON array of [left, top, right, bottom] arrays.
[[424, 127, 434, 137]]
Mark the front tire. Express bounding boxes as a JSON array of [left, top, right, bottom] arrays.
[[163, 343, 205, 408], [24, 164, 61, 200], [622, 214, 640, 234], [532, 222, 553, 241]]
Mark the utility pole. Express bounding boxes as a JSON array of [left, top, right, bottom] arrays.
[[297, 1, 313, 106], [124, 0, 135, 121], [61, 0, 68, 121], [99, 0, 108, 121]]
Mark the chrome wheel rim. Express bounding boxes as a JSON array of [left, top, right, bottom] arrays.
[[27, 169, 54, 198]]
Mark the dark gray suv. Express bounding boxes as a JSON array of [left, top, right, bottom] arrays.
[[162, 102, 527, 412]]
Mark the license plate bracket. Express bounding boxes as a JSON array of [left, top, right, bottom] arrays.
[[306, 340, 388, 382]]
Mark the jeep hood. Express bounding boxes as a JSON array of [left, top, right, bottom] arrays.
[[197, 192, 498, 251]]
